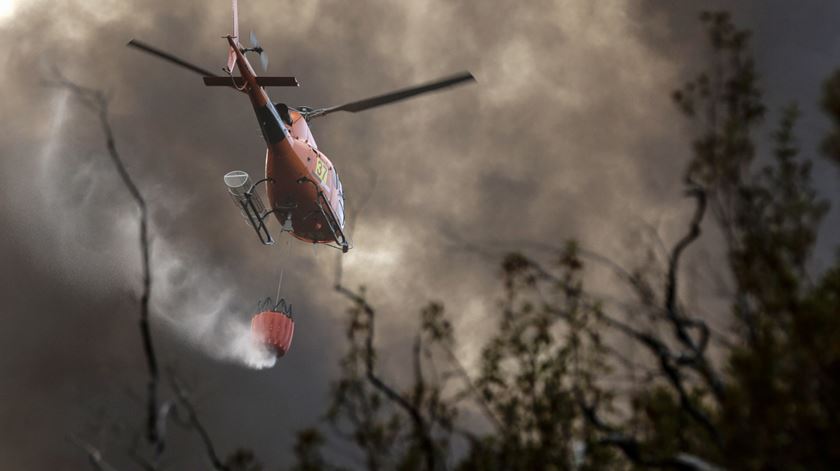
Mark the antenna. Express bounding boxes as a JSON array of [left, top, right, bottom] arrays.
[[227, 0, 240, 72], [232, 0, 239, 40]]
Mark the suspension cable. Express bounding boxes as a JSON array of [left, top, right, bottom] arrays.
[[274, 236, 291, 303]]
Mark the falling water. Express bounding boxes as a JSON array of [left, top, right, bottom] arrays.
[[34, 89, 277, 370], [38, 90, 70, 181]]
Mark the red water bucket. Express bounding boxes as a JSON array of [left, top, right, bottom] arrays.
[[251, 311, 295, 357]]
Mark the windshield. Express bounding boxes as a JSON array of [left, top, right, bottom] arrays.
[[334, 169, 345, 229]]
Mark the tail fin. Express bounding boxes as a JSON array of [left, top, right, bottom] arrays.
[[226, 0, 240, 72]]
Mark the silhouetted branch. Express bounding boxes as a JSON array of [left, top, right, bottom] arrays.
[[438, 344, 504, 432], [596, 307, 719, 444], [575, 392, 724, 471], [128, 432, 158, 471], [68, 435, 121, 471], [413, 334, 427, 415], [48, 69, 161, 457], [536, 185, 724, 442], [442, 222, 723, 443], [334, 284, 440, 471], [168, 372, 231, 471], [663, 184, 725, 403]]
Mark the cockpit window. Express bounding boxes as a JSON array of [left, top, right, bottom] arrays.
[[273, 102, 293, 125]]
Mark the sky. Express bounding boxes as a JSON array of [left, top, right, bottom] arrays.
[[0, 0, 838, 468]]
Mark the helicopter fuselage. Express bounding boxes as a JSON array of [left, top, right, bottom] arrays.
[[230, 36, 347, 249], [265, 108, 345, 244]]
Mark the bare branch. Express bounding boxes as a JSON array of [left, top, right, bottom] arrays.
[[127, 432, 158, 471], [168, 372, 231, 471], [575, 392, 725, 471], [438, 344, 504, 432], [334, 284, 441, 471], [68, 435, 121, 471], [663, 185, 725, 403], [48, 68, 161, 453], [596, 307, 720, 443]]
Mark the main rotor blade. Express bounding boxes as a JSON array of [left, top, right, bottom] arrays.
[[320, 71, 475, 116], [127, 39, 218, 77]]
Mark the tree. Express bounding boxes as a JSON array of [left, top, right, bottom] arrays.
[[295, 11, 840, 471], [61, 9, 839, 471]]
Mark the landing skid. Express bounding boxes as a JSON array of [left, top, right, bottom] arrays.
[[316, 191, 352, 253], [228, 173, 350, 251], [297, 176, 352, 253]]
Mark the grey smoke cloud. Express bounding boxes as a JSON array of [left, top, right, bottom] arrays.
[[1, 0, 837, 468], [26, 83, 277, 370]]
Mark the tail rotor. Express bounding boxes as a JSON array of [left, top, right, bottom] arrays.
[[248, 31, 269, 72]]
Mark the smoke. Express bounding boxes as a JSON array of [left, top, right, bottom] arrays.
[[5, 1, 838, 468], [38, 89, 69, 171], [31, 87, 279, 370], [151, 237, 278, 369]]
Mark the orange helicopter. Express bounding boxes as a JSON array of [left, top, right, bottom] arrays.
[[128, 2, 474, 254], [128, 0, 475, 358]]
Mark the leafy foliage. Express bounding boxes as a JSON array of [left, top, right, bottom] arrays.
[[66, 7, 839, 471], [290, 10, 840, 471]]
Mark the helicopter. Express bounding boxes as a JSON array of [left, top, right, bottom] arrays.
[[127, 0, 475, 358], [128, 4, 474, 254]]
